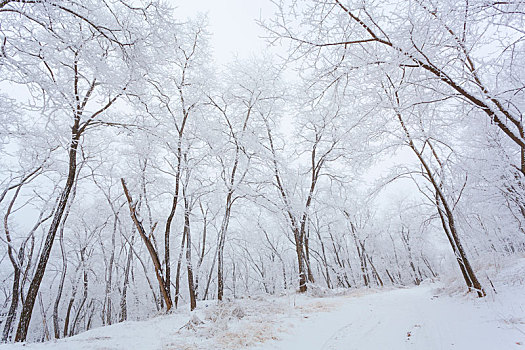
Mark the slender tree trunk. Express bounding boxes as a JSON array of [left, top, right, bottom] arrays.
[[174, 230, 186, 308], [436, 195, 485, 296], [70, 248, 89, 337], [163, 148, 181, 301], [328, 228, 351, 288], [266, 120, 308, 292], [385, 269, 396, 284], [121, 179, 173, 310], [125, 235, 161, 311], [119, 236, 133, 322], [52, 223, 67, 339], [217, 203, 231, 301], [389, 233, 404, 282], [104, 212, 117, 326], [2, 185, 24, 342], [350, 229, 369, 287], [63, 274, 81, 338], [2, 266, 20, 342], [422, 256, 437, 278], [15, 130, 81, 342], [363, 251, 383, 287], [303, 228, 315, 283], [232, 261, 237, 298], [194, 204, 207, 299], [53, 179, 78, 339], [38, 293, 50, 341], [394, 104, 485, 297], [401, 227, 421, 285], [184, 198, 196, 311], [314, 226, 331, 289], [203, 246, 218, 300]]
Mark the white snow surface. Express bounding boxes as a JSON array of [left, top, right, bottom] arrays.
[[2, 282, 524, 350]]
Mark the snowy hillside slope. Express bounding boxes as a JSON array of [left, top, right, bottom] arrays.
[[2, 259, 524, 350]]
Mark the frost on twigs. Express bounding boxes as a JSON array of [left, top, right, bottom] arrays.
[[215, 322, 281, 349], [204, 302, 245, 323], [306, 284, 331, 297], [231, 305, 246, 320], [199, 302, 246, 334], [180, 314, 204, 332], [172, 299, 290, 349]]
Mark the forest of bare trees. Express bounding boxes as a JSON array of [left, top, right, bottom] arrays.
[[1, 0, 524, 343]]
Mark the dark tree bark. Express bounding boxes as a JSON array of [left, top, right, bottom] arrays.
[[332, 0, 525, 172], [2, 186, 24, 341], [14, 53, 120, 340], [53, 172, 79, 338], [63, 273, 81, 338], [52, 216, 68, 339], [389, 85, 486, 297], [121, 179, 173, 310], [163, 144, 181, 301], [265, 121, 307, 292], [15, 128, 81, 342], [1, 166, 49, 342]]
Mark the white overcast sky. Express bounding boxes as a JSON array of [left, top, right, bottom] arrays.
[[172, 0, 277, 64]]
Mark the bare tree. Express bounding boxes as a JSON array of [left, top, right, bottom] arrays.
[[382, 73, 485, 296]]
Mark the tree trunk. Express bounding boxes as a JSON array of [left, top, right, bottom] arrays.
[[104, 212, 117, 326], [303, 228, 315, 283], [121, 179, 173, 310], [203, 244, 218, 300], [53, 180, 77, 339], [52, 223, 67, 339], [184, 199, 196, 311], [2, 265, 20, 342], [394, 106, 485, 297], [163, 151, 181, 301], [217, 203, 231, 301], [119, 236, 133, 322], [2, 185, 24, 342], [328, 228, 351, 288], [15, 130, 81, 342], [293, 229, 307, 292], [63, 274, 81, 338], [194, 204, 207, 299], [70, 248, 89, 337], [314, 226, 331, 289], [174, 230, 186, 308], [401, 227, 421, 285]]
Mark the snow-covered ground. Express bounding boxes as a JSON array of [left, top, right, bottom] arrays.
[[1, 279, 523, 350]]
